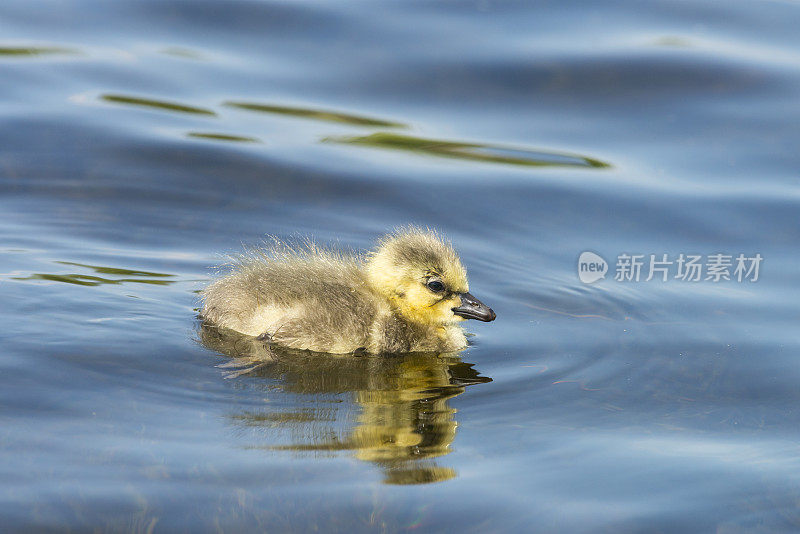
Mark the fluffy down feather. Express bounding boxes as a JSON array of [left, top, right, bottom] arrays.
[[200, 228, 493, 354]]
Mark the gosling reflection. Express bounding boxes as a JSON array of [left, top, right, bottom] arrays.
[[199, 325, 491, 485]]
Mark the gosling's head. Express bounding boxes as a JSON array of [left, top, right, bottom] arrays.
[[365, 228, 496, 327]]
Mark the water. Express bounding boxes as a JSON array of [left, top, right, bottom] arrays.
[[2, 0, 800, 531]]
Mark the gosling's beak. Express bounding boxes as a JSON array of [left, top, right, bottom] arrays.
[[452, 292, 496, 322]]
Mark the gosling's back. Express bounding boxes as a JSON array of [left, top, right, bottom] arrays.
[[201, 245, 383, 353]]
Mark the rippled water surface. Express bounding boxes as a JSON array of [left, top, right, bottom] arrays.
[[2, 0, 800, 531]]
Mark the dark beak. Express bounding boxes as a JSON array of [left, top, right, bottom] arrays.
[[452, 292, 496, 322]]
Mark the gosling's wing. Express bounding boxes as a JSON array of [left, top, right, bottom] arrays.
[[268, 274, 377, 353], [201, 249, 375, 352], [200, 270, 264, 335]]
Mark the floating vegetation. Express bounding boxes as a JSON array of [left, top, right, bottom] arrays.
[[14, 262, 177, 287], [187, 132, 259, 143], [224, 101, 405, 128], [325, 132, 611, 169], [0, 46, 75, 57], [100, 94, 216, 116]]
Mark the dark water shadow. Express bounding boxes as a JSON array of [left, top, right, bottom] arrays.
[[199, 324, 491, 485], [224, 101, 405, 128], [326, 132, 611, 168], [100, 94, 216, 116], [12, 261, 177, 286]]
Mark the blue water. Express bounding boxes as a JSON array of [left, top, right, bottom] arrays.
[[2, 0, 800, 531]]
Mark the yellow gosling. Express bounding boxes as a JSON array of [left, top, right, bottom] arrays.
[[200, 227, 495, 354]]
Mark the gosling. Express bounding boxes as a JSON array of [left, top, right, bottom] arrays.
[[200, 227, 495, 354]]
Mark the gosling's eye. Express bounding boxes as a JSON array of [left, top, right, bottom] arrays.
[[426, 280, 445, 293]]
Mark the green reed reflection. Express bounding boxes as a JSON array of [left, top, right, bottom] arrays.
[[100, 94, 216, 116], [200, 324, 491, 485], [159, 46, 204, 59], [187, 132, 259, 143], [14, 262, 176, 286], [326, 132, 611, 168], [0, 46, 75, 57], [224, 101, 405, 128]]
